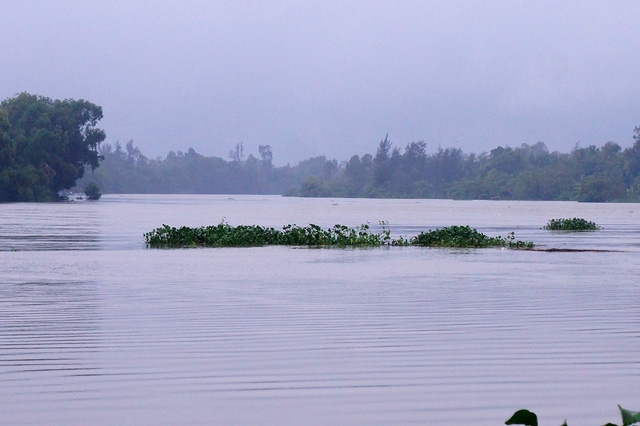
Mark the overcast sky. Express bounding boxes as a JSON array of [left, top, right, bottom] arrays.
[[2, 1, 639, 165]]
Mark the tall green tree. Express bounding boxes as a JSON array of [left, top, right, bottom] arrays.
[[373, 134, 393, 187], [0, 110, 13, 168], [0, 93, 106, 201], [344, 154, 374, 194]]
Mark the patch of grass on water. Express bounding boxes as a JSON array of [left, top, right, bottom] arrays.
[[144, 222, 533, 249], [543, 217, 600, 231]]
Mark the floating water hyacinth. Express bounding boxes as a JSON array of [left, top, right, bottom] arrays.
[[144, 222, 389, 248], [543, 217, 600, 231], [144, 222, 534, 249], [410, 225, 533, 249]]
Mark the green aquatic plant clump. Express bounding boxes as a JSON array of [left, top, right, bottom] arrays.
[[144, 222, 388, 248], [277, 223, 392, 246], [143, 222, 279, 247], [145, 222, 533, 249], [543, 217, 600, 231], [410, 225, 534, 249]]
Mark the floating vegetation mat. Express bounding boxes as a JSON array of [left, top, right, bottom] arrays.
[[543, 217, 600, 231], [144, 222, 534, 249]]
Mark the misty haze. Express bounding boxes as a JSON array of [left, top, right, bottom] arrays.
[[1, 2, 640, 425]]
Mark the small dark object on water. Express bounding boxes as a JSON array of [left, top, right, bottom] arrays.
[[536, 248, 620, 253], [505, 409, 538, 426]]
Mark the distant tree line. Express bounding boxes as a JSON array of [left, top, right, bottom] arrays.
[[292, 132, 640, 202], [74, 140, 339, 196], [0, 93, 105, 201], [4, 93, 639, 203], [76, 129, 640, 202]]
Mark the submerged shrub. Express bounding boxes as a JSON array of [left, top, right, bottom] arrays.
[[543, 218, 600, 231], [84, 182, 102, 200], [145, 222, 533, 249]]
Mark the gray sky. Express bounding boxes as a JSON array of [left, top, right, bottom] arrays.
[[2, 1, 639, 165]]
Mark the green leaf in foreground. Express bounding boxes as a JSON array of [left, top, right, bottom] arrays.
[[505, 409, 538, 426], [620, 404, 640, 426], [504, 404, 640, 426]]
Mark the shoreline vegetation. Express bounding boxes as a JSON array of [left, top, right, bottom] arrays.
[[0, 93, 105, 202], [77, 130, 640, 203], [144, 222, 535, 249], [3, 92, 640, 203]]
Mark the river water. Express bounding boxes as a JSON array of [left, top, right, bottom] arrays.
[[1, 195, 639, 425]]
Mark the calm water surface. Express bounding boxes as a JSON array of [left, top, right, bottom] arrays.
[[1, 195, 639, 425]]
